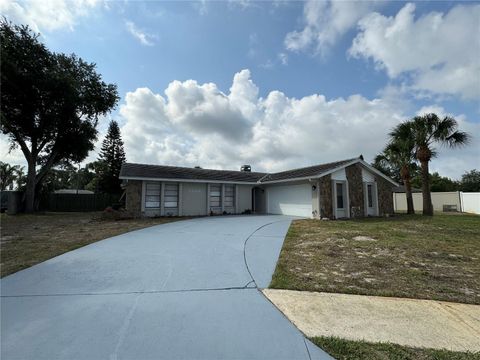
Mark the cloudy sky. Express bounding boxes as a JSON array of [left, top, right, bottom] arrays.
[[1, 0, 479, 179]]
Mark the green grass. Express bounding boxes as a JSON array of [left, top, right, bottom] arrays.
[[0, 212, 186, 277], [270, 213, 480, 304], [311, 336, 480, 360]]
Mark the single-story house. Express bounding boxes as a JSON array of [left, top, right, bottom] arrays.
[[54, 189, 95, 195], [119, 155, 398, 219]]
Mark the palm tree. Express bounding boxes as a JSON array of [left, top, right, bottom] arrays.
[[375, 125, 417, 214], [0, 161, 23, 191], [398, 114, 470, 216]]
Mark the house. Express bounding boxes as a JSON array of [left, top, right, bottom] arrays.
[[119, 156, 398, 219], [54, 189, 95, 195]]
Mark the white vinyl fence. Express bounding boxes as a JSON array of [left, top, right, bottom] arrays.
[[461, 192, 480, 214], [393, 191, 480, 214]]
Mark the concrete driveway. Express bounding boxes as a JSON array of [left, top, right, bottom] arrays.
[[1, 215, 332, 360]]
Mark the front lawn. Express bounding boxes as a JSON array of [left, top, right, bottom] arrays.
[[270, 214, 480, 304], [0, 212, 186, 277], [311, 336, 479, 360]]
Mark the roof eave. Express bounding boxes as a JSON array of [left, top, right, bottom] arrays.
[[119, 175, 260, 185], [258, 158, 399, 186]]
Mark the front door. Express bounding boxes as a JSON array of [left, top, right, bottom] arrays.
[[365, 182, 378, 216], [334, 181, 348, 218]]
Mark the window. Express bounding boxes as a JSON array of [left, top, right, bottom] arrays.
[[164, 183, 178, 208], [210, 184, 222, 208], [145, 182, 161, 208], [224, 185, 235, 208], [367, 184, 373, 208], [336, 183, 344, 209]]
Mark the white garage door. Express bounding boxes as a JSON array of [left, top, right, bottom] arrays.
[[267, 184, 312, 217]]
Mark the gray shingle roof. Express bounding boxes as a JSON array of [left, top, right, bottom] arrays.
[[120, 157, 363, 184], [119, 163, 267, 183], [393, 185, 422, 193], [259, 157, 358, 183]]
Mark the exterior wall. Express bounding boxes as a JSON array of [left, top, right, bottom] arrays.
[[346, 164, 365, 218], [361, 168, 375, 182], [182, 182, 208, 216], [376, 175, 394, 216], [393, 191, 466, 213], [331, 168, 347, 181], [127, 180, 254, 217], [320, 167, 394, 219], [125, 180, 142, 215], [237, 185, 253, 214], [319, 175, 333, 219]]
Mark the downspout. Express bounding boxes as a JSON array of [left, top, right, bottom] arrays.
[[308, 178, 319, 219]]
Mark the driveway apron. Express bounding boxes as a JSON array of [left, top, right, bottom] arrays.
[[1, 215, 332, 360]]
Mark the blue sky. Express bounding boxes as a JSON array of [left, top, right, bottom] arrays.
[[1, 0, 479, 179]]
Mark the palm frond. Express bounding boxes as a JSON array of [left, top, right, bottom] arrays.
[[434, 116, 458, 140], [444, 130, 470, 148]]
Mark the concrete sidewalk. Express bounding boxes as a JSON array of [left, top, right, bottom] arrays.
[[263, 289, 480, 352]]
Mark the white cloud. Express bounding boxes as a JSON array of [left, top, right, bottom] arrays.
[[228, 0, 258, 10], [349, 3, 480, 100], [125, 21, 156, 46], [192, 0, 208, 16], [118, 69, 479, 179], [285, 0, 381, 55], [278, 52, 288, 65], [0, 0, 101, 32], [2, 70, 477, 179]]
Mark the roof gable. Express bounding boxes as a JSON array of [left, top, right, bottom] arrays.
[[259, 158, 358, 183]]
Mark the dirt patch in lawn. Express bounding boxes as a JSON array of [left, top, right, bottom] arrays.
[[0, 212, 188, 277], [270, 214, 480, 304]]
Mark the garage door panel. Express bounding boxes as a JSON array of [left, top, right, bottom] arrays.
[[267, 184, 312, 217]]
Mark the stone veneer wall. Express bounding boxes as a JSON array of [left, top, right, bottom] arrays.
[[376, 175, 394, 216], [319, 175, 333, 219], [346, 163, 365, 218], [125, 180, 142, 215]]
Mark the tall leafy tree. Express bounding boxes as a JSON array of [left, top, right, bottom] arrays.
[[411, 172, 460, 192], [97, 121, 126, 193], [375, 125, 417, 214], [395, 114, 470, 216], [372, 152, 401, 184], [0, 21, 118, 211], [460, 169, 480, 192]]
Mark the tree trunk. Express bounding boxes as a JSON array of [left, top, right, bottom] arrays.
[[400, 165, 415, 215], [24, 158, 36, 213], [420, 160, 433, 216], [404, 177, 415, 214]]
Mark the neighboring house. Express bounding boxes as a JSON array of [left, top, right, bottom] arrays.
[[54, 189, 95, 195], [119, 156, 397, 219]]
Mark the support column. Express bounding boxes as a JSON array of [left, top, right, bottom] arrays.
[[206, 183, 211, 215], [178, 183, 183, 216], [160, 182, 165, 216], [221, 184, 225, 213]]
